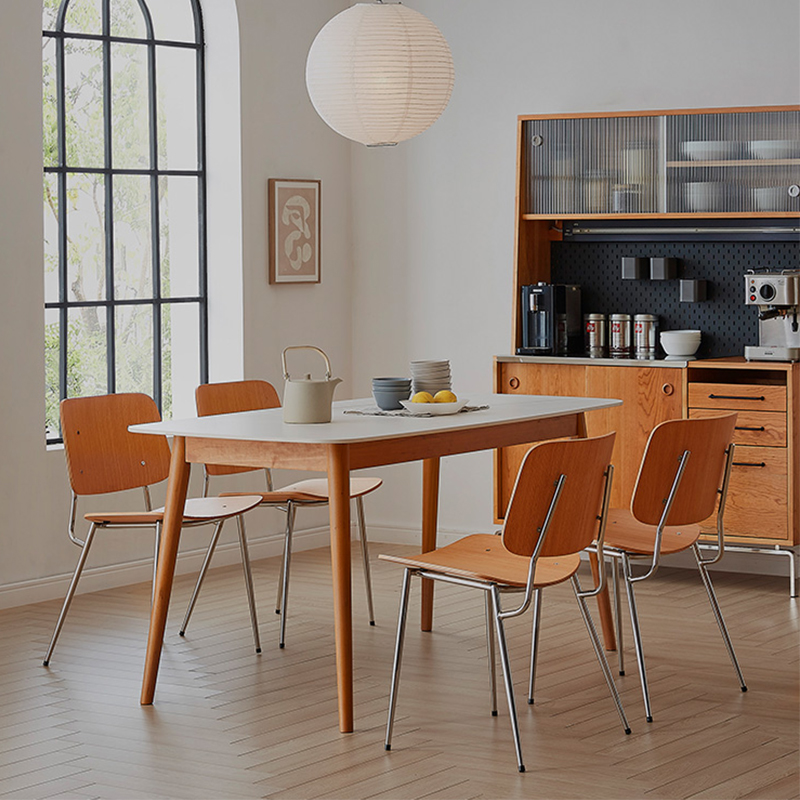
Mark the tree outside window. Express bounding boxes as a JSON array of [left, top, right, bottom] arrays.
[[43, 0, 208, 442]]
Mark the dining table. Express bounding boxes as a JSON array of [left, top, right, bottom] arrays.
[[131, 391, 622, 733]]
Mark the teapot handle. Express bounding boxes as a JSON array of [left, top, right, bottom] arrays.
[[282, 346, 333, 380]]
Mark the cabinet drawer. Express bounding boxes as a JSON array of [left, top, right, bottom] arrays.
[[701, 446, 787, 540], [688, 382, 786, 412], [688, 408, 787, 447]]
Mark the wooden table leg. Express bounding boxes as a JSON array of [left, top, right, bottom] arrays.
[[327, 444, 353, 733], [420, 457, 440, 632], [141, 436, 190, 704]]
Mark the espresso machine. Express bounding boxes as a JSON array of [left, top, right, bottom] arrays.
[[518, 283, 582, 355], [744, 270, 800, 362]]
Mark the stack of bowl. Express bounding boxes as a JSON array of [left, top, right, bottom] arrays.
[[660, 329, 701, 358], [410, 360, 452, 396], [372, 377, 412, 410]]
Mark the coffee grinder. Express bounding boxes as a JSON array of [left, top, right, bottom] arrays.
[[744, 270, 800, 362]]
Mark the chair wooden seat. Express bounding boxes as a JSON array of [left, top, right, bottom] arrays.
[[220, 476, 383, 505], [381, 433, 630, 773], [85, 496, 262, 526], [43, 394, 263, 666], [379, 534, 581, 588], [603, 509, 701, 556]]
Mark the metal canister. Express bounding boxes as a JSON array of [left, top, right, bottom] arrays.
[[584, 313, 607, 357], [634, 314, 658, 358], [609, 313, 632, 357]]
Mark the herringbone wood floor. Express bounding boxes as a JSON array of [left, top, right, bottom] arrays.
[[0, 543, 797, 799]]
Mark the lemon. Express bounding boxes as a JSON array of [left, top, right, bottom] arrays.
[[411, 391, 434, 403], [433, 390, 457, 403]]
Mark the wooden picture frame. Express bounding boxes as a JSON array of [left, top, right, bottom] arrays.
[[268, 178, 321, 284]]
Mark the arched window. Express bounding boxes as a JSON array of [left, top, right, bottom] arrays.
[[43, 0, 208, 442]]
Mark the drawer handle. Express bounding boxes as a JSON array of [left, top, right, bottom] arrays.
[[735, 425, 766, 432], [509, 377, 520, 389], [732, 461, 766, 468], [709, 393, 765, 401]]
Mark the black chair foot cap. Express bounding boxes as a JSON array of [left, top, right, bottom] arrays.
[[255, 648, 262, 654], [279, 643, 285, 649], [385, 744, 391, 751], [370, 621, 376, 626], [518, 765, 526, 773], [275, 609, 280, 615], [179, 631, 185, 637], [491, 710, 498, 717], [619, 670, 625, 676], [42, 660, 49, 667], [741, 686, 748, 692], [625, 727, 631, 735], [646, 715, 653, 723]]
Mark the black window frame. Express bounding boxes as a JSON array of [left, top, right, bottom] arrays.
[[43, 0, 209, 443]]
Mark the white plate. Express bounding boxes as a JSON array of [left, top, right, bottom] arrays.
[[400, 398, 469, 416]]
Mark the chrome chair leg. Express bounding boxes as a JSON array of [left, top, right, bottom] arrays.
[[385, 568, 413, 751], [621, 553, 653, 722], [572, 577, 631, 734], [692, 544, 747, 692], [491, 585, 525, 774], [611, 556, 625, 676], [236, 515, 261, 654], [355, 496, 376, 626], [278, 502, 296, 649], [485, 591, 497, 716], [43, 524, 98, 666], [527, 588, 542, 704], [179, 519, 225, 637]]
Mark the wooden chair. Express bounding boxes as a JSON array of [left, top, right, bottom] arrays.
[[182, 380, 382, 648], [602, 414, 747, 723], [44, 394, 262, 666], [379, 433, 630, 773]]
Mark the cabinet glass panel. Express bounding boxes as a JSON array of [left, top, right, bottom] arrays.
[[524, 116, 662, 215], [667, 110, 800, 214]]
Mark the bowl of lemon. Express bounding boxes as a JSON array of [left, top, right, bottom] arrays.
[[399, 390, 468, 416]]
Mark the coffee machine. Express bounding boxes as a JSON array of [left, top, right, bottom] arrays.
[[518, 283, 582, 355], [744, 270, 800, 362]]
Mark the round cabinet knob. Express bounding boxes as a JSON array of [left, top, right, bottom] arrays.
[[509, 377, 520, 389], [789, 185, 800, 199], [661, 383, 674, 396]]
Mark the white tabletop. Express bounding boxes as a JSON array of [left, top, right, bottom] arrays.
[[129, 393, 621, 445]]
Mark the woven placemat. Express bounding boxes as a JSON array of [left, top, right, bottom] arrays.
[[343, 404, 489, 418]]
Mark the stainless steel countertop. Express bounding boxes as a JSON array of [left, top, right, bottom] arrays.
[[496, 354, 690, 368]]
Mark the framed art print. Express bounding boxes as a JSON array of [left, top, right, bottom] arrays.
[[268, 178, 321, 284]]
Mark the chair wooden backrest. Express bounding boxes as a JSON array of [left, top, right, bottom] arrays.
[[502, 432, 616, 559], [60, 393, 171, 496], [195, 380, 281, 477], [630, 414, 737, 527]]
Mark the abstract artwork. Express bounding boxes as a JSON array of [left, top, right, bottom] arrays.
[[268, 179, 321, 284]]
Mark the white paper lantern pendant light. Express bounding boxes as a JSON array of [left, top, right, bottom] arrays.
[[306, 1, 455, 147]]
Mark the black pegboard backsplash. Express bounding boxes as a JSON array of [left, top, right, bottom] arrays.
[[550, 241, 800, 358]]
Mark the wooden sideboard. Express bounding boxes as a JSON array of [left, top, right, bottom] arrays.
[[494, 356, 799, 553]]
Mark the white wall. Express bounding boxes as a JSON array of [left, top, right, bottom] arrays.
[[350, 0, 800, 552], [0, 0, 798, 607]]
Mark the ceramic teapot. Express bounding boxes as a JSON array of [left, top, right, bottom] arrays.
[[281, 346, 342, 424]]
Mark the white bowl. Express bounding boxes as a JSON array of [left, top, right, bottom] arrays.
[[753, 186, 792, 212], [660, 330, 701, 356], [749, 139, 800, 160], [400, 398, 469, 416], [682, 140, 741, 161]]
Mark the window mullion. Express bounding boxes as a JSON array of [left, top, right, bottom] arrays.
[[102, 0, 115, 395], [56, 28, 68, 405], [148, 37, 162, 411], [195, 7, 208, 386]]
